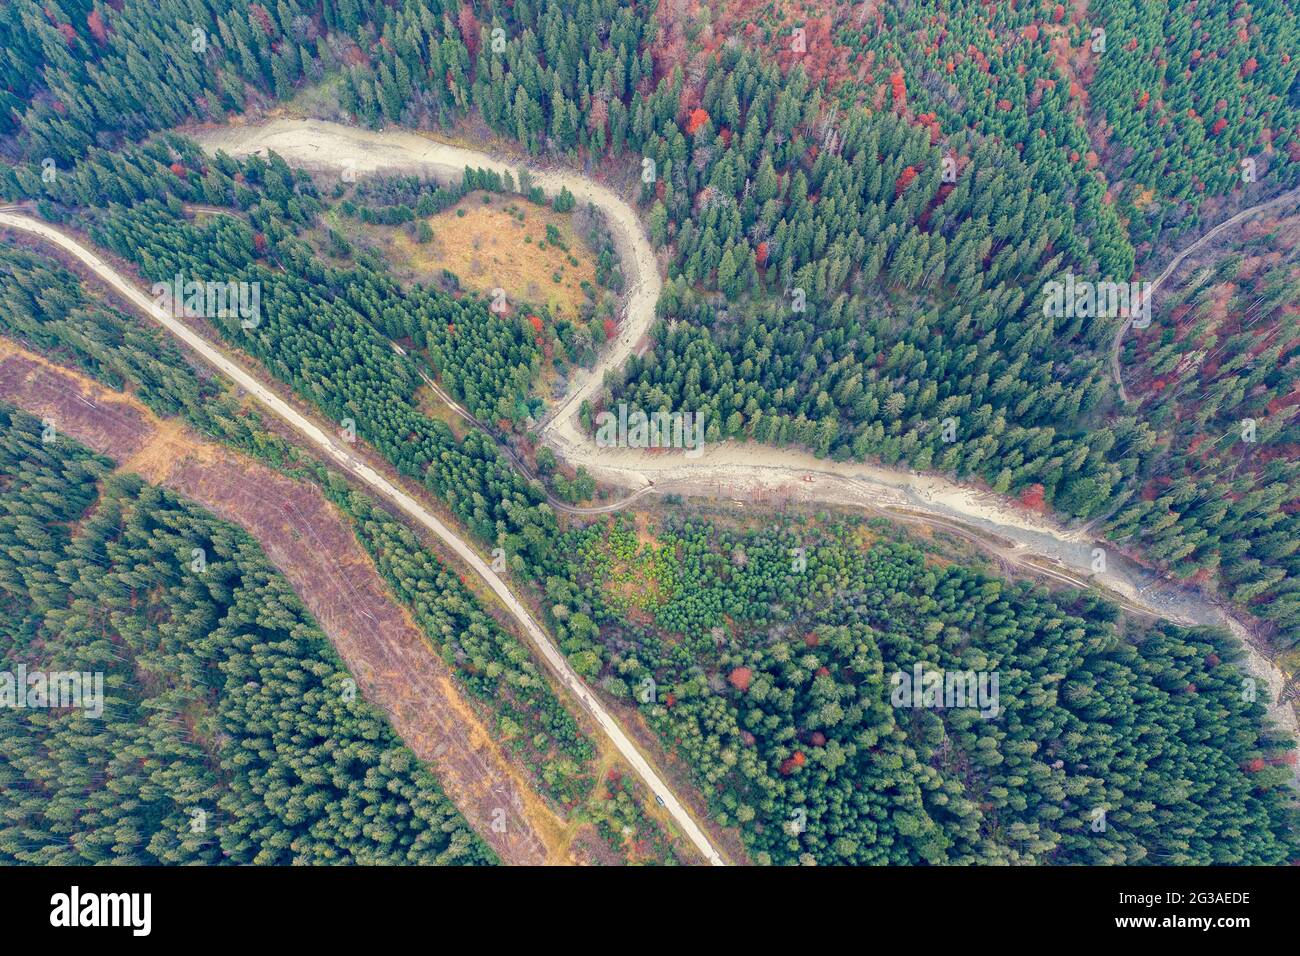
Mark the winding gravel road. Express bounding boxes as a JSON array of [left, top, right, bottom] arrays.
[[5, 115, 1294, 848], [189, 119, 1300, 773]]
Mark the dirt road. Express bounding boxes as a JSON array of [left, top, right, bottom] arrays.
[[195, 118, 662, 449], [183, 119, 1298, 776], [1109, 186, 1300, 403]]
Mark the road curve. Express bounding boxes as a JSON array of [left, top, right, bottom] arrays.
[[182, 119, 1297, 776], [194, 119, 664, 449], [1110, 186, 1300, 403], [0, 209, 727, 867]]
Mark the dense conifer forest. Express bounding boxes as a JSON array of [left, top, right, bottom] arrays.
[[0, 0, 1296, 867], [548, 516, 1300, 864], [0, 405, 493, 864]]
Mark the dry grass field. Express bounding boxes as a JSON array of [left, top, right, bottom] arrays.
[[380, 190, 598, 318]]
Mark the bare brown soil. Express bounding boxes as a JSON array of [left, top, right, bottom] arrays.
[[0, 338, 565, 864]]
